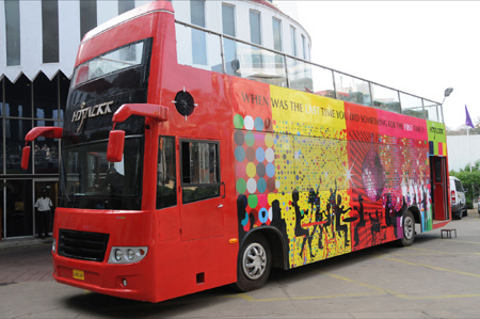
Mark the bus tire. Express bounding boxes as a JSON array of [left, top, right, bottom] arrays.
[[400, 210, 415, 246], [234, 232, 272, 292]]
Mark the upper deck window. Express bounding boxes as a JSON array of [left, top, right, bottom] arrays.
[[72, 41, 145, 87]]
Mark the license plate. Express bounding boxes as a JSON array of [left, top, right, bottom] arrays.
[[73, 269, 85, 281]]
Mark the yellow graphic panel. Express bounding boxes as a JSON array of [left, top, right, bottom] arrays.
[[268, 188, 352, 268], [274, 134, 349, 193], [270, 86, 347, 140], [268, 128, 352, 267]]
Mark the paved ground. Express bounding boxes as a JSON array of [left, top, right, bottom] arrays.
[[1, 210, 480, 318], [0, 242, 52, 285]]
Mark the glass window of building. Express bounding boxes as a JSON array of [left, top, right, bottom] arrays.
[[250, 11, 261, 45], [190, 0, 207, 65], [5, 75, 32, 118], [119, 0, 135, 14], [0, 80, 3, 174], [272, 17, 282, 51], [5, 119, 32, 174], [6, 180, 33, 237], [290, 26, 297, 57], [1, 78, 3, 116], [222, 4, 235, 37], [80, 0, 98, 40], [34, 73, 59, 119], [59, 74, 69, 121], [222, 3, 237, 68], [272, 18, 284, 74], [301, 34, 307, 60], [5, 0, 21, 66], [42, 0, 59, 63], [191, 0, 205, 27], [33, 121, 60, 174], [0, 186, 4, 237], [0, 121, 3, 174]]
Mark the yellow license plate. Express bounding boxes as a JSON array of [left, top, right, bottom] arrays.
[[73, 269, 85, 281]]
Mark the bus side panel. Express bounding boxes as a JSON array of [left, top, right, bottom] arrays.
[[232, 82, 434, 270], [345, 104, 432, 250], [157, 60, 240, 293], [154, 238, 237, 302]]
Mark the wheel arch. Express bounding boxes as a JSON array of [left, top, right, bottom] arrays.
[[407, 205, 421, 224], [241, 227, 289, 270]]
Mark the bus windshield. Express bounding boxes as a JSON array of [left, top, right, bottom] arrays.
[[73, 41, 145, 87], [59, 137, 143, 210]]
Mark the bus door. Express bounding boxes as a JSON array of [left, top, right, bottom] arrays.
[[156, 136, 180, 241], [178, 139, 224, 241], [430, 156, 449, 220]]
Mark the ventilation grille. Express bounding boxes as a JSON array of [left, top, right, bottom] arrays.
[[58, 229, 109, 262]]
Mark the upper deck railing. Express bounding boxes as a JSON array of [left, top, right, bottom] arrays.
[[175, 21, 443, 124]]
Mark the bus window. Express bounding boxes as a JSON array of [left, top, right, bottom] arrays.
[[157, 136, 176, 209], [72, 41, 145, 87], [180, 140, 220, 203], [60, 137, 143, 210]]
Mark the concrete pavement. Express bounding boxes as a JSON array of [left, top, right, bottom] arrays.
[[1, 210, 480, 318]]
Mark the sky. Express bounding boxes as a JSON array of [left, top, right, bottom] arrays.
[[277, 1, 480, 130]]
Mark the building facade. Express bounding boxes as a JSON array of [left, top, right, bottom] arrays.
[[0, 0, 311, 239], [446, 134, 480, 172]]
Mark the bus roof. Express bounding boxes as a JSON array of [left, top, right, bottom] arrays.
[[82, 1, 174, 43]]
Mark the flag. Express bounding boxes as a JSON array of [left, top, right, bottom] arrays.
[[465, 105, 474, 128]]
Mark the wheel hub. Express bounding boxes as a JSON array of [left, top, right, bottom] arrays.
[[243, 243, 266, 280]]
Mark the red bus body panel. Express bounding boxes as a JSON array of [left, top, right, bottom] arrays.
[[53, 2, 238, 302]]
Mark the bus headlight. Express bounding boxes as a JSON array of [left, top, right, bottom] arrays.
[[115, 249, 124, 261], [108, 247, 148, 264]]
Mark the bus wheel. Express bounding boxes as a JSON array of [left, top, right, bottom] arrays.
[[235, 233, 271, 292], [400, 210, 415, 246]]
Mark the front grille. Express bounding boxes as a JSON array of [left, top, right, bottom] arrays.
[[58, 229, 110, 262]]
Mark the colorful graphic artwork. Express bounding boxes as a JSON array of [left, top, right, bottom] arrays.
[[233, 80, 442, 269]]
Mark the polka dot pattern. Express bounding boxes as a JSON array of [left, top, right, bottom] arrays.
[[234, 114, 277, 196], [234, 114, 276, 227]]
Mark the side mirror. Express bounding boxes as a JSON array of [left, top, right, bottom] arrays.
[[21, 146, 31, 170], [107, 130, 125, 162]]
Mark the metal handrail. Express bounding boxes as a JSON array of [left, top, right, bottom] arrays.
[[175, 20, 443, 123]]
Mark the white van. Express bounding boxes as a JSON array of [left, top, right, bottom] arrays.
[[450, 176, 467, 219]]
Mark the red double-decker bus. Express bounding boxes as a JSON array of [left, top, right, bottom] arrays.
[[22, 1, 451, 303]]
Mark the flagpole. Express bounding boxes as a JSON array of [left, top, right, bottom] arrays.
[[465, 104, 475, 172], [468, 126, 472, 172]]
